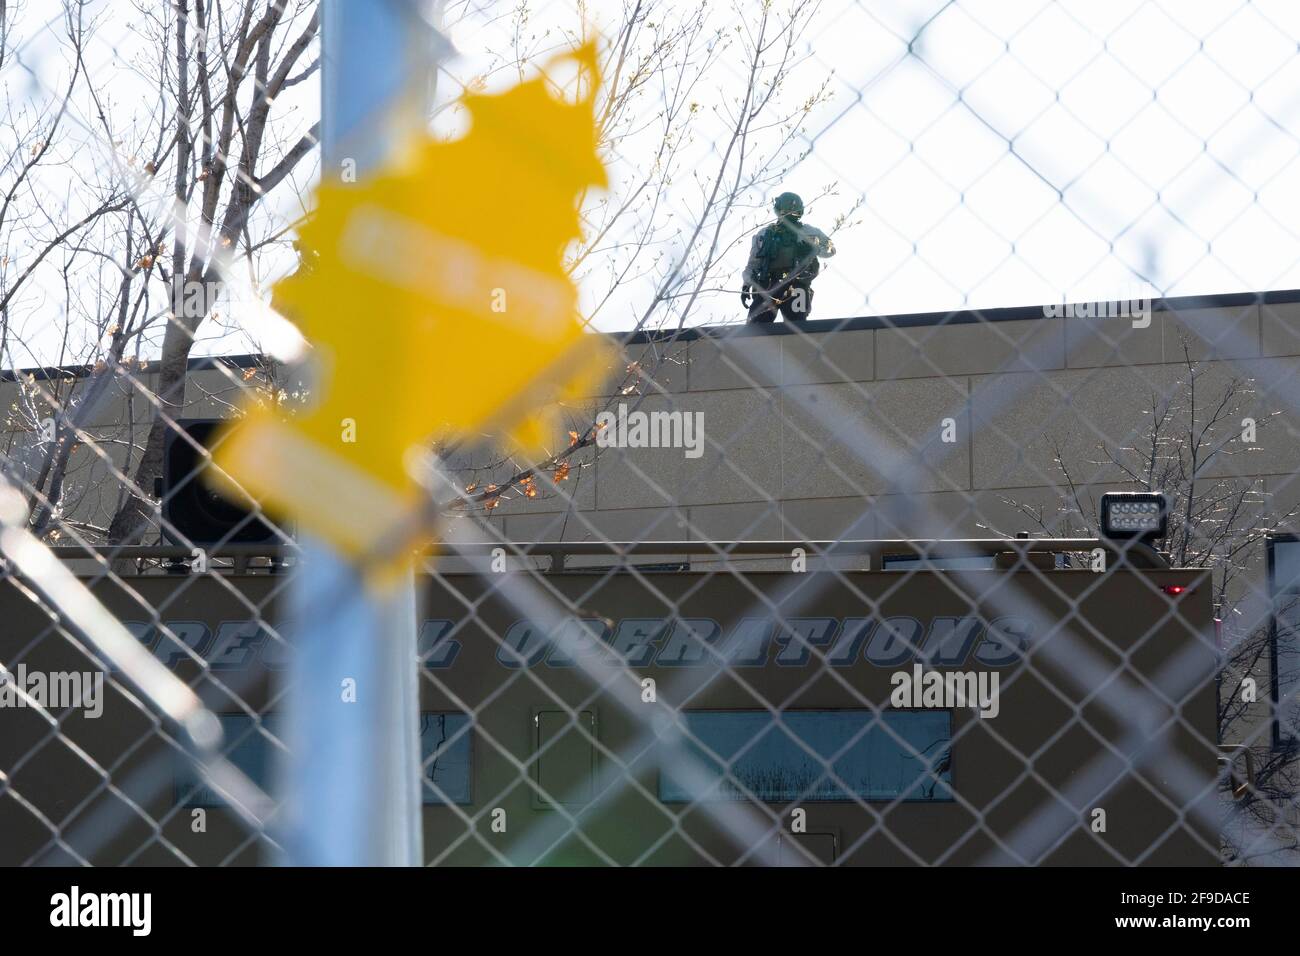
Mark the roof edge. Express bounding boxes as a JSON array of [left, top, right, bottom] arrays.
[[6, 287, 1298, 380]]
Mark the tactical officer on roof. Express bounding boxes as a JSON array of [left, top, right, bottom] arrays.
[[741, 191, 836, 323]]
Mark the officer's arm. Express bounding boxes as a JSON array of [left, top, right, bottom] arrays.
[[741, 233, 762, 288], [810, 226, 836, 258]]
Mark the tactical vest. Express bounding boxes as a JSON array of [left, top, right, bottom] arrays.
[[754, 222, 818, 286]]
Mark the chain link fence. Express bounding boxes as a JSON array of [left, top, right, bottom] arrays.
[[1, 0, 1298, 866]]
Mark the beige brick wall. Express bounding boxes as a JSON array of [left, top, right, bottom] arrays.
[[565, 301, 1298, 546], [9, 299, 1297, 549]]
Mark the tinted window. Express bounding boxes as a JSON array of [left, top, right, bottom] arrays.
[[419, 712, 473, 805], [1275, 539, 1300, 594], [659, 709, 951, 803], [1273, 539, 1300, 745], [176, 713, 280, 808], [177, 712, 472, 807]]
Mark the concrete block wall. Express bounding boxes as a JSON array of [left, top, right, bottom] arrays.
[[5, 296, 1298, 587], [519, 299, 1300, 552]]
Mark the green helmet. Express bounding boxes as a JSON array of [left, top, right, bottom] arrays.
[[773, 191, 803, 218]]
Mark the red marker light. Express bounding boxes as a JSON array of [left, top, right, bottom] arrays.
[[1161, 585, 1188, 596]]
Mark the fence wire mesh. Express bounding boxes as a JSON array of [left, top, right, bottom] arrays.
[[0, 0, 1298, 867]]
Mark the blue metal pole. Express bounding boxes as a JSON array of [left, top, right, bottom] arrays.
[[280, 0, 439, 866]]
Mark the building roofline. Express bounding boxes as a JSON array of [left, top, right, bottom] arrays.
[[1, 352, 265, 384], [6, 287, 1298, 380], [621, 286, 1300, 345]]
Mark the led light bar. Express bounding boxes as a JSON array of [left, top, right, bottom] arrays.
[[1099, 491, 1168, 542]]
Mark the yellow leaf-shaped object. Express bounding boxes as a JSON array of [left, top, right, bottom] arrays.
[[213, 41, 613, 567]]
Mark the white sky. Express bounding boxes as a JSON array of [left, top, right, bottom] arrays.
[[441, 0, 1300, 329], [8, 0, 1300, 366]]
